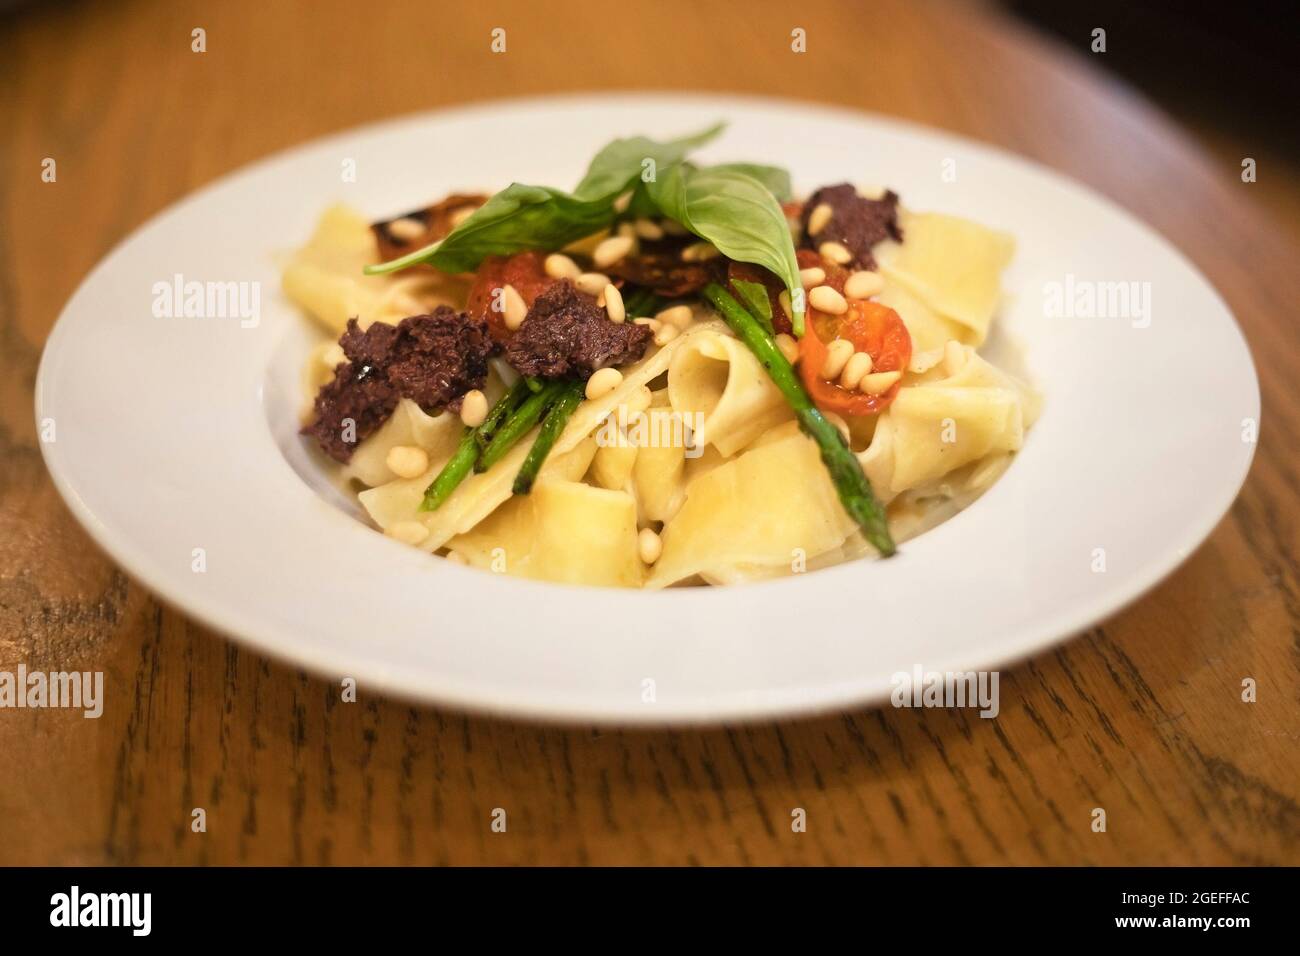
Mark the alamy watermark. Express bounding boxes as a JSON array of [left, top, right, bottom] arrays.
[[1043, 274, 1151, 328], [890, 665, 1000, 718], [50, 886, 150, 936], [151, 273, 261, 328], [594, 405, 706, 458], [0, 665, 103, 718]]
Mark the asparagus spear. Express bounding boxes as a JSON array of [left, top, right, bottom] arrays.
[[421, 382, 528, 512], [632, 293, 665, 319], [620, 286, 648, 316], [621, 287, 660, 319], [420, 429, 479, 512], [476, 379, 568, 473], [512, 380, 584, 495], [700, 282, 897, 557], [475, 380, 531, 452]]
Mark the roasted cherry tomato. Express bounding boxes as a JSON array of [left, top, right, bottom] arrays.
[[466, 250, 556, 343], [799, 298, 911, 416], [796, 247, 850, 290]]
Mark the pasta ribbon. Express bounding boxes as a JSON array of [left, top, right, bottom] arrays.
[[282, 205, 391, 334], [448, 480, 643, 588], [860, 346, 1039, 500], [648, 426, 856, 588], [875, 211, 1014, 346], [666, 328, 793, 456]]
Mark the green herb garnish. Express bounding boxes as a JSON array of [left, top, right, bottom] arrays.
[[731, 278, 775, 334], [646, 164, 804, 334], [366, 125, 725, 277], [362, 124, 805, 334]]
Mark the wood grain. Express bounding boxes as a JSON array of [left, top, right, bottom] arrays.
[[1, 0, 1296, 865]]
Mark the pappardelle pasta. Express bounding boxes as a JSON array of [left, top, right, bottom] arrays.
[[288, 125, 1038, 588]]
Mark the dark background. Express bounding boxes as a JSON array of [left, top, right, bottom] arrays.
[[1008, 0, 1299, 162]]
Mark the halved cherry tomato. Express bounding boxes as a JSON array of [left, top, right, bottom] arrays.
[[466, 251, 557, 343], [798, 299, 911, 415], [796, 247, 850, 290]]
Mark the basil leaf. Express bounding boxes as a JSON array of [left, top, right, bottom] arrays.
[[623, 181, 661, 220], [732, 278, 774, 334], [432, 184, 615, 274], [706, 163, 793, 202], [366, 124, 725, 276], [573, 123, 724, 201], [365, 183, 614, 275], [629, 162, 791, 227], [628, 162, 792, 231], [646, 164, 805, 334]]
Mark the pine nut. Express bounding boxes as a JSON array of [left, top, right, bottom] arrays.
[[459, 389, 489, 427], [681, 241, 719, 262], [859, 370, 902, 395], [544, 253, 580, 280], [844, 270, 884, 300], [654, 305, 693, 329], [840, 351, 874, 389], [501, 284, 528, 330], [633, 317, 661, 330], [593, 234, 636, 269], [819, 241, 852, 265], [450, 205, 477, 227], [575, 272, 610, 296], [660, 219, 688, 236], [638, 527, 663, 565], [323, 343, 347, 367], [603, 283, 625, 323], [385, 444, 429, 479], [585, 367, 624, 401], [774, 333, 800, 364], [634, 218, 664, 240], [799, 266, 826, 287], [653, 323, 679, 346], [820, 338, 855, 379], [808, 285, 848, 315], [807, 202, 833, 235], [613, 192, 632, 213], [778, 290, 793, 318], [387, 217, 425, 241], [857, 184, 887, 201], [387, 520, 430, 546], [445, 550, 468, 565]]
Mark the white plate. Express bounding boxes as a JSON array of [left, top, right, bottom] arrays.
[[36, 93, 1259, 725]]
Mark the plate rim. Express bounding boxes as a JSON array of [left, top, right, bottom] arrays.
[[35, 90, 1261, 725]]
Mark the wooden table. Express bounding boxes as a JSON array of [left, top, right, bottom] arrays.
[[2, 0, 1296, 866]]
